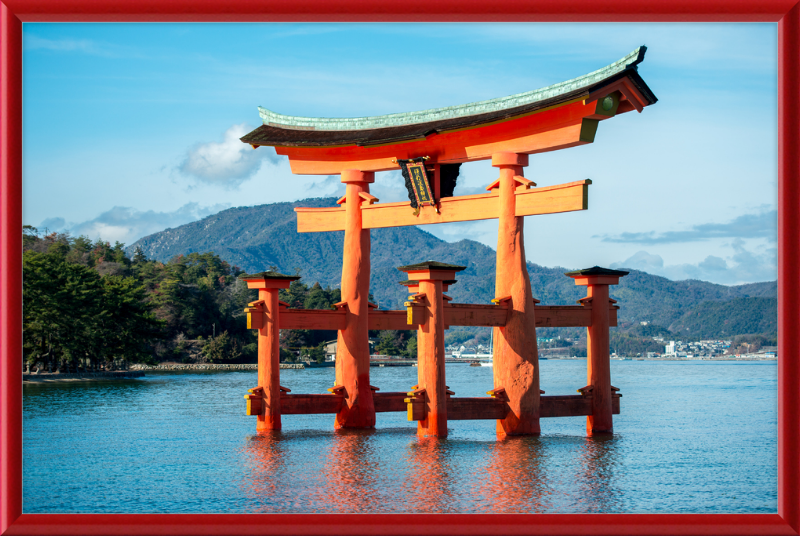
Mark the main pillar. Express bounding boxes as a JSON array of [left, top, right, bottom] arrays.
[[399, 261, 465, 438], [490, 152, 541, 437], [241, 271, 300, 431], [567, 267, 628, 435], [335, 169, 376, 428]]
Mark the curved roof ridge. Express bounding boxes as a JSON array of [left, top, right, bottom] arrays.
[[258, 46, 646, 132]]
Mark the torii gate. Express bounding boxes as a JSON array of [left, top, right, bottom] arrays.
[[240, 47, 656, 438]]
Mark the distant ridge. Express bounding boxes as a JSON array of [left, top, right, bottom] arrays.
[[128, 198, 777, 338]]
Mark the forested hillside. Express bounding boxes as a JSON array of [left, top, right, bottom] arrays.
[[129, 197, 778, 341], [22, 227, 352, 370]]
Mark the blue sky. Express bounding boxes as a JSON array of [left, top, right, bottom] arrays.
[[22, 23, 777, 285]]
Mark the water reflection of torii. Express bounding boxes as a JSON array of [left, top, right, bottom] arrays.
[[239, 47, 656, 438]]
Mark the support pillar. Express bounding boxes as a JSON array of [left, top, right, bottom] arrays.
[[567, 267, 628, 435], [399, 261, 465, 438], [490, 152, 540, 437], [241, 271, 300, 431], [335, 169, 376, 428]]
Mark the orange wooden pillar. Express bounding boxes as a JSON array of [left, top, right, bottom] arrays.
[[334, 169, 376, 428], [567, 267, 628, 435], [489, 152, 541, 437], [400, 261, 465, 438], [241, 271, 300, 431]]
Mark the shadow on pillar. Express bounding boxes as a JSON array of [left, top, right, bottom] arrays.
[[491, 152, 540, 438], [335, 169, 376, 429]]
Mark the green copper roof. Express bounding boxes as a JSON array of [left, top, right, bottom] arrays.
[[397, 261, 467, 272], [565, 266, 630, 277], [399, 279, 458, 286], [259, 47, 647, 132], [239, 271, 302, 281]]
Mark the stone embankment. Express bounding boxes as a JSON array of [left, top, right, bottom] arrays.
[[129, 363, 305, 371]]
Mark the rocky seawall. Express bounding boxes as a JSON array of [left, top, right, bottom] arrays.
[[129, 363, 305, 371]]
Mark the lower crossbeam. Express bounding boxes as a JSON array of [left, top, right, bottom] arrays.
[[251, 392, 620, 420], [406, 394, 621, 421]]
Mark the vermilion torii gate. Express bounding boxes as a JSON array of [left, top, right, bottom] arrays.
[[240, 47, 656, 438]]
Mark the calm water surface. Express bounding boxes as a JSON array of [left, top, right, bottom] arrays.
[[23, 360, 777, 513]]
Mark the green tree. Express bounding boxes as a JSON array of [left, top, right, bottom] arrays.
[[202, 331, 242, 363], [405, 334, 417, 358]]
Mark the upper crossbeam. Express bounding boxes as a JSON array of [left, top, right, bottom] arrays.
[[295, 180, 590, 233]]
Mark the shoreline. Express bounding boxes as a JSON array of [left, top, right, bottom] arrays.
[[24, 356, 777, 383], [23, 371, 145, 383]]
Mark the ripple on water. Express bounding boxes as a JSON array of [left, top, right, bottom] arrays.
[[23, 361, 777, 513]]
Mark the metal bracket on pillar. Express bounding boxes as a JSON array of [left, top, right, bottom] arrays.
[[486, 387, 507, 400], [404, 294, 427, 326], [406, 292, 427, 304], [244, 387, 265, 416], [328, 385, 347, 397], [244, 300, 266, 330], [330, 301, 349, 312], [404, 388, 427, 421], [491, 295, 513, 325]]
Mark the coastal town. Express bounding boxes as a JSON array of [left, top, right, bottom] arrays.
[[447, 337, 778, 361]]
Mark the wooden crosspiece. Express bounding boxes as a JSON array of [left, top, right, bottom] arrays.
[[240, 269, 625, 432]]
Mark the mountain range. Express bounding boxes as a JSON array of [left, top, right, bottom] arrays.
[[128, 198, 777, 339]]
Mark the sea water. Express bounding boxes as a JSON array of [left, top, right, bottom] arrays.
[[22, 360, 777, 513]]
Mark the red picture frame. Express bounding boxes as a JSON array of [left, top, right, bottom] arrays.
[[2, 2, 798, 534]]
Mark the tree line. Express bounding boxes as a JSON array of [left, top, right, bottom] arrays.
[[23, 227, 413, 372]]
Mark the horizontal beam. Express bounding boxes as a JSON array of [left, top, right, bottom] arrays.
[[535, 305, 618, 328], [540, 394, 621, 417], [444, 303, 508, 327], [368, 310, 413, 331], [448, 397, 508, 420], [278, 309, 346, 330], [373, 392, 408, 412], [273, 392, 620, 418], [296, 180, 589, 233], [265, 302, 617, 332], [407, 394, 621, 421], [280, 394, 343, 414]]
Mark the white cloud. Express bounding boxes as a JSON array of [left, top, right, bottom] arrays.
[[25, 35, 103, 54], [611, 239, 776, 285], [43, 203, 229, 246], [613, 251, 664, 271], [22, 34, 140, 58], [598, 209, 777, 245], [178, 124, 277, 188]]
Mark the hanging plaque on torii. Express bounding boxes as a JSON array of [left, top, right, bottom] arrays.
[[396, 157, 436, 215]]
